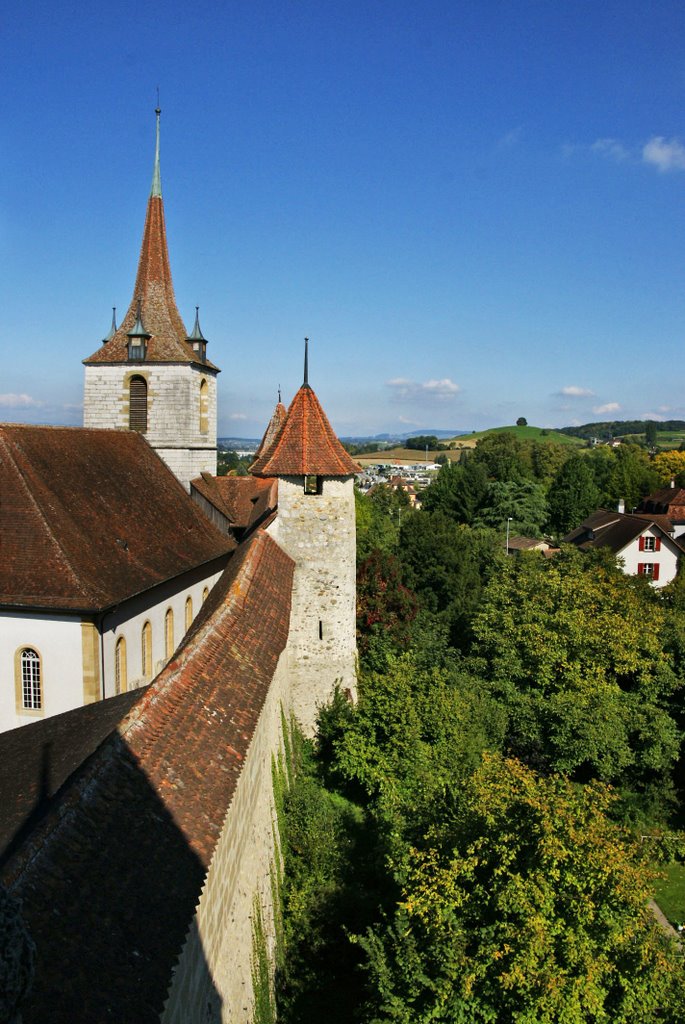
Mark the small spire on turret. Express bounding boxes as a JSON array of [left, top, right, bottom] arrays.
[[278, 384, 282, 404], [303, 337, 309, 387], [186, 306, 208, 362], [103, 307, 117, 342], [151, 104, 162, 198]]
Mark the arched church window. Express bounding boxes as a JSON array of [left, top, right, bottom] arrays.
[[202, 587, 209, 603], [21, 648, 41, 709], [165, 608, 175, 660], [141, 621, 152, 679], [199, 379, 209, 434], [115, 636, 127, 695], [129, 376, 148, 432], [185, 596, 193, 631]]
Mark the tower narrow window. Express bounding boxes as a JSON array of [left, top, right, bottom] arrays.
[[185, 596, 193, 631], [129, 375, 148, 432], [199, 379, 209, 434], [318, 620, 323, 640], [21, 648, 41, 709], [304, 475, 322, 495], [165, 608, 175, 660], [141, 621, 152, 679], [115, 636, 127, 695]]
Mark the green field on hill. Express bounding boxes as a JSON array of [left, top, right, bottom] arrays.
[[453, 425, 585, 447]]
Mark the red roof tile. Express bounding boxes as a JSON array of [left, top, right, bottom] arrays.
[[83, 194, 217, 370], [0, 425, 234, 611], [254, 401, 288, 460], [250, 384, 360, 477], [1, 530, 294, 1024], [191, 474, 278, 532]]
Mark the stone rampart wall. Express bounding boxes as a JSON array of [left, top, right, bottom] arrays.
[[161, 651, 290, 1023]]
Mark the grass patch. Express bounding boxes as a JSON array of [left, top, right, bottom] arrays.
[[452, 425, 584, 446], [653, 862, 685, 927]]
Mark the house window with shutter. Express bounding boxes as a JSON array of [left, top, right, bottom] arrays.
[[638, 563, 660, 580], [129, 375, 148, 432]]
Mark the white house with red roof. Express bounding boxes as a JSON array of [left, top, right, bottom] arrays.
[[562, 509, 684, 587]]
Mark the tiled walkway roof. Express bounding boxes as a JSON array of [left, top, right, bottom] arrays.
[[1, 529, 294, 1024], [251, 384, 359, 477], [0, 425, 234, 611], [254, 400, 288, 460]]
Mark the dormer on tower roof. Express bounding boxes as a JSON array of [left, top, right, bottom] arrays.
[[251, 341, 359, 478], [83, 108, 218, 372]]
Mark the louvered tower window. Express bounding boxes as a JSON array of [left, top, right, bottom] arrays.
[[129, 376, 148, 432]]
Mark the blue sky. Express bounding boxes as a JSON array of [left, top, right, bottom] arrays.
[[2, 1, 685, 437]]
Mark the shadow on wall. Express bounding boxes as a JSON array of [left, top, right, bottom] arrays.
[[1, 735, 223, 1024]]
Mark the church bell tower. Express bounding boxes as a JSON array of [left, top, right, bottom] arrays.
[[83, 108, 219, 491]]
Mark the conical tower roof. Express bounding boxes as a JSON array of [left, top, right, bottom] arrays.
[[84, 109, 218, 370], [251, 384, 359, 478], [253, 392, 288, 462]]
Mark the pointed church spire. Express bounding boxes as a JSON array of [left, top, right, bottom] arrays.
[[151, 105, 162, 197], [303, 337, 309, 387]]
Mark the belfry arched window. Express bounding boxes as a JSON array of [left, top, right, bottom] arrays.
[[129, 375, 148, 432], [199, 379, 209, 434]]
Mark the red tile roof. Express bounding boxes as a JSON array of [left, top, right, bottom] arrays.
[[191, 474, 278, 532], [0, 425, 234, 611], [254, 401, 288, 460], [1, 529, 294, 1024], [83, 194, 218, 370], [250, 384, 360, 477]]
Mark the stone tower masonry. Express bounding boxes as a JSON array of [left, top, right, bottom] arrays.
[[82, 109, 219, 491], [251, 346, 360, 732]]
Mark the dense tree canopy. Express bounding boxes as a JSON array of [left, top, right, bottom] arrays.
[[468, 549, 681, 806], [358, 755, 685, 1024], [473, 479, 548, 536]]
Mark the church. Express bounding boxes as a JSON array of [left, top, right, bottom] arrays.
[[0, 110, 359, 1022]]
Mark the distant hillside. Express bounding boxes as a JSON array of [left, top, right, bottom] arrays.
[[454, 425, 584, 447], [557, 419, 685, 441]]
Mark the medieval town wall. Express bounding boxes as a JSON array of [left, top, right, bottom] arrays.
[[161, 650, 290, 1024]]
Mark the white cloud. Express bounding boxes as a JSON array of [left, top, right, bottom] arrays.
[[386, 378, 460, 403], [642, 136, 685, 173], [593, 402, 620, 415], [0, 393, 43, 409], [228, 412, 248, 421], [397, 415, 420, 425], [640, 412, 667, 422], [557, 385, 595, 398], [592, 138, 629, 162]]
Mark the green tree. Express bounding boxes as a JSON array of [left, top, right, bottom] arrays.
[[405, 435, 439, 451], [358, 754, 685, 1024], [605, 444, 660, 511], [473, 479, 548, 536], [420, 457, 489, 524], [645, 420, 659, 448], [516, 416, 527, 426], [398, 514, 503, 648], [547, 455, 600, 535], [472, 431, 532, 483], [529, 440, 569, 485], [468, 549, 681, 805], [356, 485, 411, 559], [356, 550, 419, 669]]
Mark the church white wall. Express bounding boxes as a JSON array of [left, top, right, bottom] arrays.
[[0, 611, 83, 732], [268, 475, 357, 733], [101, 565, 225, 698], [0, 564, 225, 733]]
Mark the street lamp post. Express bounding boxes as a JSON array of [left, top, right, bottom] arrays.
[[506, 517, 513, 555]]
